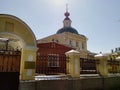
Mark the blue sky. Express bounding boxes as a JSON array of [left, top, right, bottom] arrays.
[[0, 0, 120, 53]]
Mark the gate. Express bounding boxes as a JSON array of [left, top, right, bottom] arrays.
[[0, 72, 19, 90], [0, 50, 21, 72], [0, 48, 21, 90]]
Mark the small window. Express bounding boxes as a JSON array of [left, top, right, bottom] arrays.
[[69, 40, 72, 45], [82, 42, 84, 49], [48, 54, 59, 67], [56, 40, 59, 43], [76, 41, 78, 47], [52, 39, 54, 42]]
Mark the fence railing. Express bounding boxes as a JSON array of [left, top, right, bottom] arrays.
[[108, 59, 119, 74], [36, 54, 120, 75], [80, 58, 98, 74], [36, 54, 67, 75]]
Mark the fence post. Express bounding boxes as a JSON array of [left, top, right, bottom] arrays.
[[65, 50, 80, 78], [95, 53, 108, 77]]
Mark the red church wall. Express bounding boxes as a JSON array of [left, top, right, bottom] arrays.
[[36, 42, 72, 75]]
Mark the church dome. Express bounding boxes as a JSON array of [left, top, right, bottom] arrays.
[[56, 27, 79, 34]]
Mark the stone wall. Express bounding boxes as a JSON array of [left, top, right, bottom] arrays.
[[19, 76, 120, 90]]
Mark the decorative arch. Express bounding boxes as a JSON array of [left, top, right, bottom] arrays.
[[0, 14, 37, 80], [0, 14, 36, 46]]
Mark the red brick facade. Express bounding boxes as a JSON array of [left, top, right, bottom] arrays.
[[36, 42, 73, 75]]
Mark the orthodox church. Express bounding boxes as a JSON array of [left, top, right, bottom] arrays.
[[37, 7, 93, 58]]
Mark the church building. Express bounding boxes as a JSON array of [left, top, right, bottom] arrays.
[[37, 7, 90, 58]]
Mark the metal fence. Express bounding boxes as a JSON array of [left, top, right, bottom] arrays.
[[36, 53, 67, 75], [80, 58, 98, 74], [108, 59, 119, 74], [36, 54, 99, 75]]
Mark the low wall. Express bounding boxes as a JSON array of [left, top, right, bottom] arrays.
[[19, 76, 120, 90]]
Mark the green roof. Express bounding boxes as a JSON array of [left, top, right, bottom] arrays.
[[56, 27, 79, 34]]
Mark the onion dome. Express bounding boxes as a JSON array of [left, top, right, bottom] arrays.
[[57, 27, 79, 34], [64, 11, 70, 20]]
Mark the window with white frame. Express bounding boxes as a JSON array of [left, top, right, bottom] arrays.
[[48, 54, 59, 67]]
